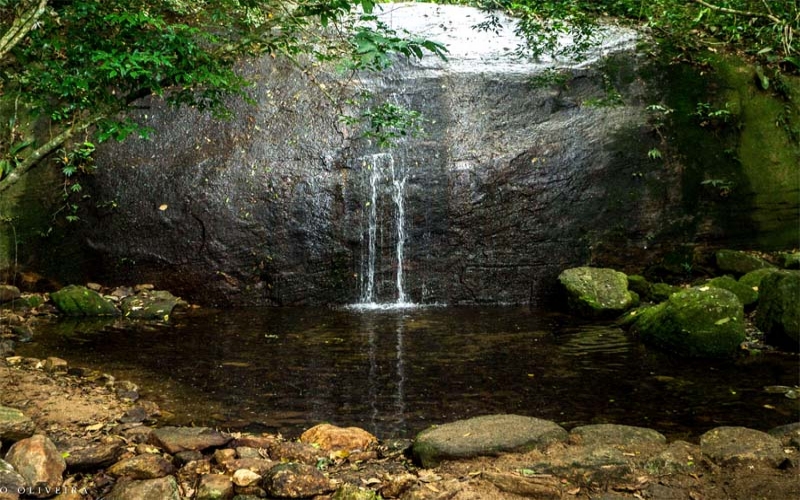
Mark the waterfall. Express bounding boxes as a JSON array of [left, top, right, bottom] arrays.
[[358, 153, 412, 307]]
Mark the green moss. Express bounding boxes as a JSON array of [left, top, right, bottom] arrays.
[[50, 285, 119, 316], [755, 270, 800, 350], [558, 267, 634, 318], [633, 287, 745, 358], [739, 268, 780, 290], [706, 275, 758, 307]]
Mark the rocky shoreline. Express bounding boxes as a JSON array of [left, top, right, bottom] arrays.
[[1, 248, 799, 499], [1, 355, 799, 500]]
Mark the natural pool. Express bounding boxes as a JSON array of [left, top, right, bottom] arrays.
[[17, 306, 799, 439]]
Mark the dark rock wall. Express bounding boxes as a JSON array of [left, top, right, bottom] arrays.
[[82, 52, 688, 306]]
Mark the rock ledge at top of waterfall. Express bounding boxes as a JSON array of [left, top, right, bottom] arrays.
[[373, 3, 638, 74]]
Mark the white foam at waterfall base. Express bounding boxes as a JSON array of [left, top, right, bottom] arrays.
[[347, 301, 418, 312]]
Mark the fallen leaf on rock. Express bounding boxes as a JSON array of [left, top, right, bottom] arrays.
[[85, 422, 104, 431], [424, 483, 441, 493], [361, 477, 381, 486], [419, 473, 442, 483], [159, 204, 168, 211], [567, 487, 580, 495]]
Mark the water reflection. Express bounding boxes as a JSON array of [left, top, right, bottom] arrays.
[[17, 307, 799, 439]]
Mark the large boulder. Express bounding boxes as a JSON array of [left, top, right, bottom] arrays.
[[632, 286, 745, 357], [49, 285, 119, 316], [755, 270, 800, 351], [558, 267, 634, 318], [151, 426, 231, 454], [738, 268, 780, 290], [411, 414, 567, 468], [700, 427, 785, 467], [715, 249, 775, 276]]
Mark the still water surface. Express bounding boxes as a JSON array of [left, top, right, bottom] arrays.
[[19, 306, 798, 439]]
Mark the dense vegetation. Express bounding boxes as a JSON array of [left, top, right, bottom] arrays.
[[0, 0, 444, 193], [0, 0, 797, 194]]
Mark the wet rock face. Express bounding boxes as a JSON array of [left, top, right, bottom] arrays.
[[82, 5, 687, 306]]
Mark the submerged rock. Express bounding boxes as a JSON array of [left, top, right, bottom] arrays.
[[715, 250, 775, 276], [558, 267, 634, 318], [755, 270, 800, 351], [631, 286, 745, 357], [412, 414, 567, 468], [49, 285, 119, 317]]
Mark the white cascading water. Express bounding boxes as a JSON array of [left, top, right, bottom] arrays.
[[358, 153, 411, 307]]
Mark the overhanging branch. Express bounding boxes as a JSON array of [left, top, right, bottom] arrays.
[[0, 113, 104, 194], [0, 0, 49, 61]]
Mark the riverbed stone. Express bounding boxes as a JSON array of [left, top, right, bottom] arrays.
[[412, 414, 568, 468], [0, 406, 35, 441], [332, 483, 384, 500], [0, 285, 20, 303], [263, 463, 333, 498], [569, 424, 666, 449], [196, 473, 234, 500], [644, 440, 701, 475], [715, 249, 775, 275], [0, 459, 26, 494], [106, 476, 180, 500], [267, 441, 324, 465], [5, 434, 66, 498], [232, 469, 262, 487], [151, 426, 231, 453], [650, 282, 681, 302], [63, 438, 125, 472], [754, 270, 800, 351], [300, 423, 377, 452], [705, 275, 758, 307], [120, 290, 185, 320], [49, 285, 119, 316], [768, 422, 800, 448], [700, 426, 785, 467], [558, 267, 634, 318], [631, 286, 745, 358], [107, 453, 176, 479]]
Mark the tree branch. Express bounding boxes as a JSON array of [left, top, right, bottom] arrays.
[[0, 113, 104, 194], [691, 0, 783, 25], [0, 0, 49, 61]]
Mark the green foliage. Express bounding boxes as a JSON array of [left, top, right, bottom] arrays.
[[475, 1, 799, 68], [341, 101, 426, 148], [344, 20, 448, 72], [54, 141, 96, 223], [0, 0, 446, 192]]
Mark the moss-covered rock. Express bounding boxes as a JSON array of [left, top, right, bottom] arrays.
[[651, 282, 681, 303], [706, 276, 758, 307], [779, 252, 800, 270], [739, 268, 780, 290], [558, 267, 634, 318], [627, 275, 652, 300], [50, 285, 119, 316], [716, 250, 775, 276], [120, 290, 185, 321], [755, 270, 800, 351], [632, 286, 745, 358]]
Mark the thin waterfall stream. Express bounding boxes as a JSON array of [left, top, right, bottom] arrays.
[[357, 152, 411, 308]]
